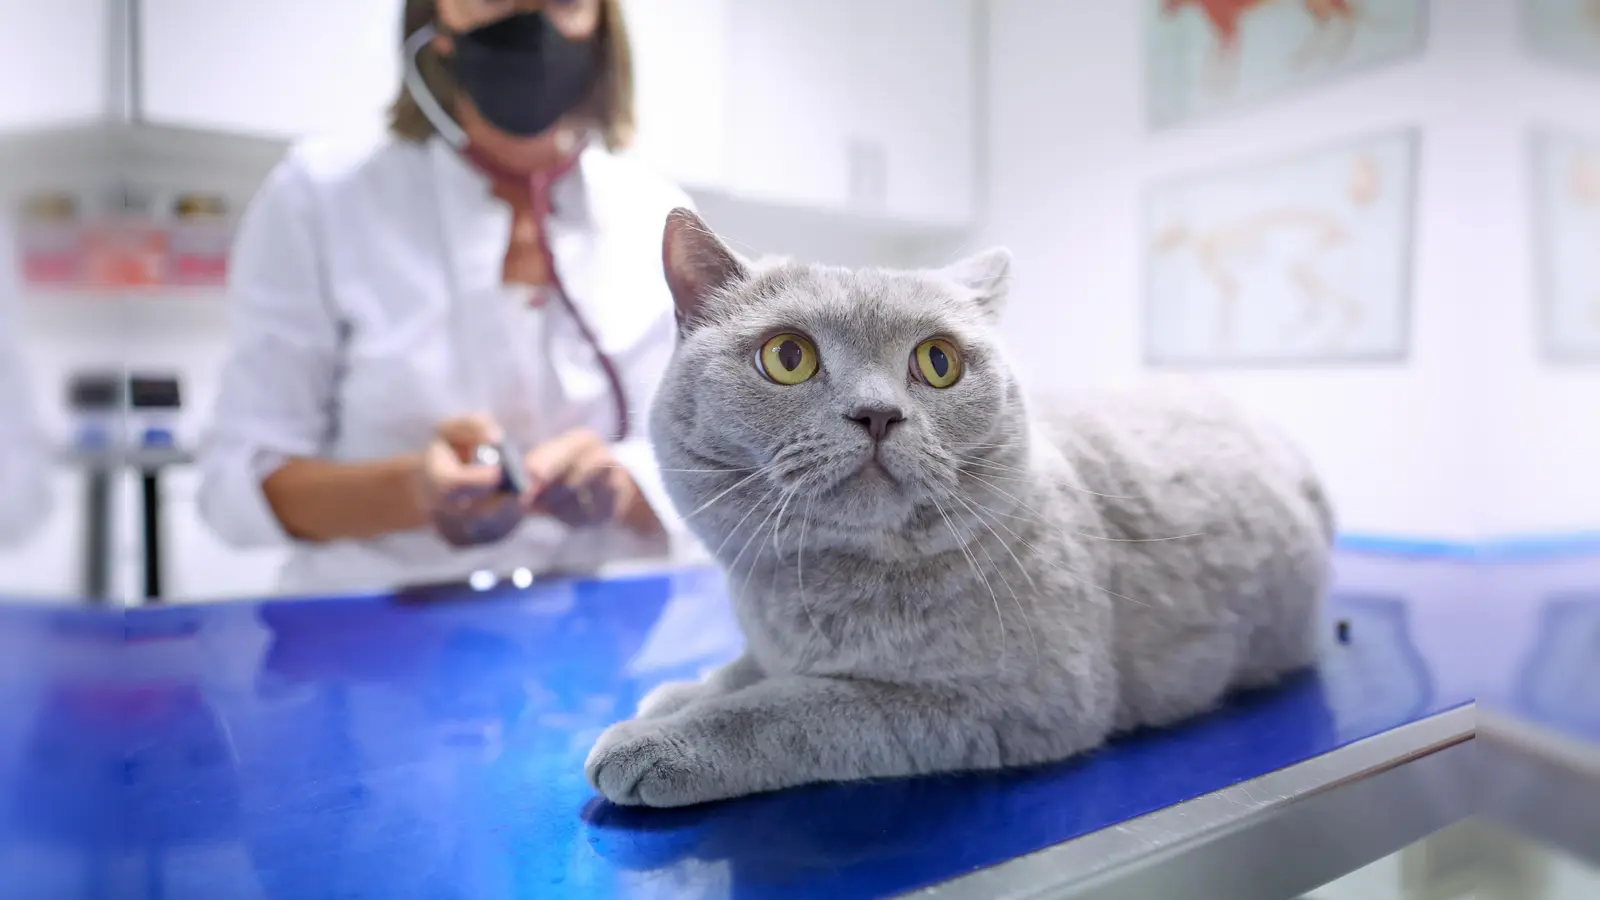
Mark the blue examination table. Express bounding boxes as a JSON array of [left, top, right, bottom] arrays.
[[0, 548, 1594, 899]]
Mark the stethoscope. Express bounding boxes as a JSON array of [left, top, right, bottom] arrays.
[[402, 24, 632, 446]]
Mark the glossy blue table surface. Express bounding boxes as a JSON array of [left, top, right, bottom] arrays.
[[1474, 555, 1600, 744], [0, 550, 1593, 899]]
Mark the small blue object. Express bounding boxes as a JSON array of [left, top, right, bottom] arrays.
[[140, 427, 176, 449]]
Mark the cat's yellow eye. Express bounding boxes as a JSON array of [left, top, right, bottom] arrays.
[[912, 338, 964, 389], [757, 333, 820, 385]]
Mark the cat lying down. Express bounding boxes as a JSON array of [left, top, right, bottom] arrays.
[[585, 209, 1334, 808]]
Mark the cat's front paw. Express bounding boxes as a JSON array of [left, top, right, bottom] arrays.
[[635, 680, 703, 719], [585, 718, 729, 808]]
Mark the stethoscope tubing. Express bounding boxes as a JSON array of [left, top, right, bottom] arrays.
[[404, 23, 631, 444]]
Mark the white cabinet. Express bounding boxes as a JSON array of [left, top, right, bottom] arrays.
[[841, 0, 977, 226], [723, 0, 855, 212], [139, 0, 401, 140], [135, 0, 976, 224], [0, 0, 108, 134], [625, 0, 977, 226], [722, 0, 977, 226], [621, 0, 732, 191]]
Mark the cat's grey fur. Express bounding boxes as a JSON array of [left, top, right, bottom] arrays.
[[585, 209, 1334, 808]]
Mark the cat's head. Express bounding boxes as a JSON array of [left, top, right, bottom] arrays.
[[649, 209, 1030, 559]]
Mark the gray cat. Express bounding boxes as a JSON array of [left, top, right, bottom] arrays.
[[585, 209, 1334, 808]]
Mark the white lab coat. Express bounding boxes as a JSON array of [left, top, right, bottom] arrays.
[[197, 129, 704, 596]]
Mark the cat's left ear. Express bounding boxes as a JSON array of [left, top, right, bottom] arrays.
[[938, 248, 1012, 320]]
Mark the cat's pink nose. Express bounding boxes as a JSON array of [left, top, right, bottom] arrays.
[[847, 405, 905, 441]]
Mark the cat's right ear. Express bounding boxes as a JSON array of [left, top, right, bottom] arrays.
[[938, 247, 1012, 321], [662, 208, 749, 333]]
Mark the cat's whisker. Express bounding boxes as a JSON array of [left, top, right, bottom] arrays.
[[681, 215, 762, 259], [720, 235, 762, 257], [947, 492, 1039, 591], [1075, 531, 1207, 543], [712, 484, 780, 561], [796, 494, 809, 605], [950, 439, 1025, 453], [930, 494, 1006, 667], [957, 496, 1159, 611], [950, 451, 1026, 466], [949, 498, 1032, 524], [747, 478, 836, 660], [960, 460, 1139, 501], [963, 466, 1204, 542], [794, 493, 833, 651], [948, 492, 1043, 668], [657, 465, 764, 474], [961, 470, 1054, 523], [682, 464, 777, 523], [769, 438, 851, 480], [774, 472, 836, 654], [1053, 567, 1156, 610], [953, 445, 1030, 458], [729, 487, 789, 580], [678, 444, 763, 474], [739, 485, 795, 603]]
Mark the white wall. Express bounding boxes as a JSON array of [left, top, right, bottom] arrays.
[[1478, 8, 1600, 537], [982, 0, 1599, 541]]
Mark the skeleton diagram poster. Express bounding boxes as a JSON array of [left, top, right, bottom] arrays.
[[1524, 0, 1600, 72], [1146, 0, 1429, 128], [1144, 129, 1418, 366], [1532, 129, 1600, 362]]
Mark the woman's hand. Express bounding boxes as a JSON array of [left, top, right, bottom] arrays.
[[417, 413, 526, 547], [523, 428, 661, 535]]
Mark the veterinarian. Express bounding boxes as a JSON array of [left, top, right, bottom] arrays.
[[198, 0, 698, 594]]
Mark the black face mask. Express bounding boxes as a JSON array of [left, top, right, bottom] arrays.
[[443, 12, 600, 138]]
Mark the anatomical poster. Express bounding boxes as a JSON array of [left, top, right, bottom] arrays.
[[1532, 129, 1600, 363], [1144, 129, 1418, 366], [1524, 0, 1600, 73], [1146, 0, 1428, 128]]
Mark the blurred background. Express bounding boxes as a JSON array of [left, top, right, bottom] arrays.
[[0, 0, 1594, 607], [0, 0, 986, 605], [0, 1, 1592, 897]]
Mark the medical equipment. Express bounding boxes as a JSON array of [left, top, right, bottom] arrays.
[[473, 439, 533, 497]]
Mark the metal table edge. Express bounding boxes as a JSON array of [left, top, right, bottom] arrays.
[[1476, 707, 1600, 781], [1477, 707, 1600, 867], [901, 703, 1478, 900]]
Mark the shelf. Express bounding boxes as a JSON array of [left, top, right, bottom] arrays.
[[5, 121, 978, 293], [58, 446, 196, 471], [0, 120, 289, 192], [689, 186, 976, 270], [21, 287, 229, 335]]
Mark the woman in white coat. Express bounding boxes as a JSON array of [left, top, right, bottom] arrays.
[[199, 0, 698, 595]]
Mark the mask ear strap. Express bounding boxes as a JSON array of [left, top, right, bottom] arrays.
[[402, 24, 470, 148]]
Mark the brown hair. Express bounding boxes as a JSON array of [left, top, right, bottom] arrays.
[[388, 0, 636, 152]]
